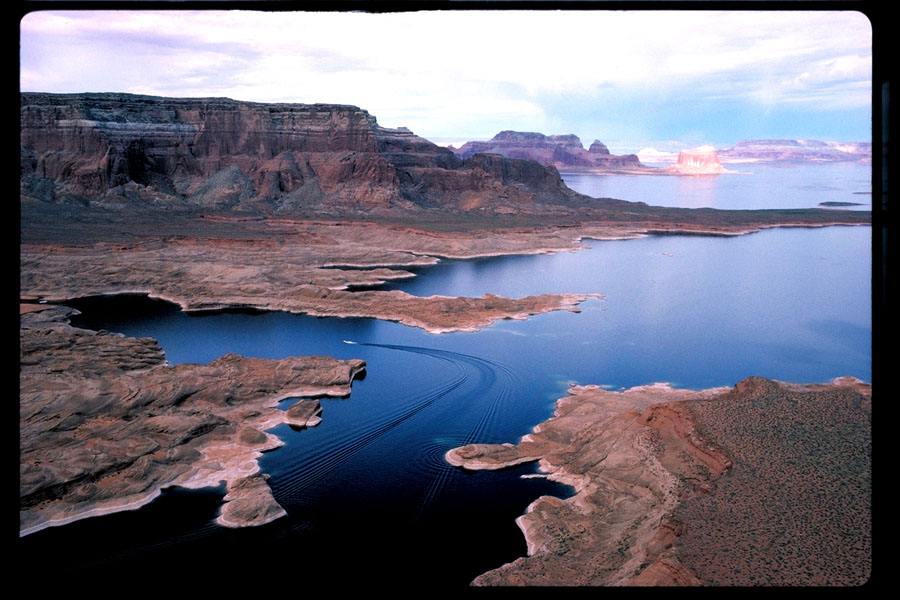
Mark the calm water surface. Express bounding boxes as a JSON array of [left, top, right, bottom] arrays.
[[21, 165, 872, 585], [562, 161, 871, 210]]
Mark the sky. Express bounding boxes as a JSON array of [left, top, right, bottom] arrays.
[[19, 9, 873, 154]]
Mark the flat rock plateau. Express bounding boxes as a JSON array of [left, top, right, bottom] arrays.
[[20, 93, 872, 580], [447, 377, 871, 586]]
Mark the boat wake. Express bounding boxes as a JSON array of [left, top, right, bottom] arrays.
[[269, 341, 519, 519]]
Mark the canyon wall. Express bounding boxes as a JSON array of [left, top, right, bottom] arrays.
[[20, 93, 577, 215]]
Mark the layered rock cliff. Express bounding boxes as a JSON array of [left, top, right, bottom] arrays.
[[451, 130, 647, 172], [20, 92, 577, 215]]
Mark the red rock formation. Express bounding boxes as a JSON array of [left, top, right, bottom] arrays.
[[451, 130, 646, 172], [667, 146, 732, 174], [20, 92, 575, 214]]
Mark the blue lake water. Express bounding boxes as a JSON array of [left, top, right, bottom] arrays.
[[562, 161, 871, 210], [20, 164, 872, 585]]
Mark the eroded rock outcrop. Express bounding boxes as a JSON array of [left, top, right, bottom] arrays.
[[448, 377, 871, 586], [664, 146, 735, 175], [20, 222, 605, 334], [451, 130, 647, 172], [20, 92, 577, 215], [20, 305, 366, 536]]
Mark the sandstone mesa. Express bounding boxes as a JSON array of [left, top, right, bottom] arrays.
[[451, 130, 648, 173], [663, 146, 736, 175], [452, 132, 871, 169], [20, 92, 573, 215]]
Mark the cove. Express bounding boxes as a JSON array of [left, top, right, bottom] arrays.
[[27, 223, 871, 585]]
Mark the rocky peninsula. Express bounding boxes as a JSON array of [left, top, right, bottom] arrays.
[[448, 377, 871, 586], [20, 304, 365, 535]]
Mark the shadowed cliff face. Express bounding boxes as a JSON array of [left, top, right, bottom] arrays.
[[20, 92, 575, 215]]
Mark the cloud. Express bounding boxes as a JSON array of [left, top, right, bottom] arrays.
[[19, 9, 872, 142]]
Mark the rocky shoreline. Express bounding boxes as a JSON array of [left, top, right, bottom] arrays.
[[19, 305, 365, 536], [21, 215, 868, 336], [447, 377, 871, 586], [20, 214, 872, 558], [19, 92, 873, 582]]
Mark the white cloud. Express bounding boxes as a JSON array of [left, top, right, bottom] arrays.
[[20, 9, 872, 141]]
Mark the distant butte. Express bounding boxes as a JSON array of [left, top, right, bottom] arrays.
[[451, 132, 742, 176], [448, 377, 871, 586], [662, 146, 736, 175], [451, 130, 651, 173]]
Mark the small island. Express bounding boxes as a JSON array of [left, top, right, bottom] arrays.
[[819, 201, 865, 207]]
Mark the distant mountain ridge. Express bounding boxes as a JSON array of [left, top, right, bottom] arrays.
[[718, 139, 871, 163], [450, 130, 648, 172]]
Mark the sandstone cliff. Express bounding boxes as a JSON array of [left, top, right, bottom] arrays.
[[451, 130, 647, 172], [664, 146, 734, 175], [20, 92, 577, 215]]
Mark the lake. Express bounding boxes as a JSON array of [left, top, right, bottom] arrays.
[[20, 163, 872, 585], [562, 161, 872, 210]]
